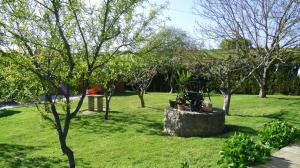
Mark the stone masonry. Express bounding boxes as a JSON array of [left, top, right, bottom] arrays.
[[164, 107, 225, 137]]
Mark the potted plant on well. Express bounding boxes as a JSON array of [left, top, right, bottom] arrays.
[[186, 91, 203, 112], [176, 90, 186, 111], [175, 70, 192, 111], [169, 99, 177, 108], [202, 89, 213, 112]]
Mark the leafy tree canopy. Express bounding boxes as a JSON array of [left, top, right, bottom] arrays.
[[219, 38, 252, 50]]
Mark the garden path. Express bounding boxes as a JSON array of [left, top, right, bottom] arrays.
[[0, 95, 81, 110], [255, 141, 300, 168]]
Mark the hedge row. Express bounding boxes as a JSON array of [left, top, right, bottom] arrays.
[[148, 65, 300, 95]]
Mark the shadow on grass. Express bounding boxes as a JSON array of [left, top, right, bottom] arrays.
[[286, 101, 300, 107], [112, 91, 137, 97], [110, 111, 165, 136], [216, 124, 258, 138], [113, 91, 157, 97], [135, 122, 166, 136], [268, 96, 300, 101], [0, 109, 21, 118], [146, 106, 164, 112], [74, 110, 165, 136], [224, 124, 258, 135], [0, 143, 92, 168], [268, 97, 300, 109], [73, 113, 128, 134], [232, 110, 300, 125], [231, 111, 285, 119], [230, 108, 300, 131], [0, 143, 61, 168]]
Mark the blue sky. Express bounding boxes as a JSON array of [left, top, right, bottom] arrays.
[[89, 0, 216, 48], [152, 0, 217, 48], [155, 0, 197, 35]]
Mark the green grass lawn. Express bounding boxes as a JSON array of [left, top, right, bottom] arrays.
[[0, 93, 300, 168]]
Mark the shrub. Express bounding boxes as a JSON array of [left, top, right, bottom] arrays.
[[259, 120, 298, 149], [218, 133, 270, 168]]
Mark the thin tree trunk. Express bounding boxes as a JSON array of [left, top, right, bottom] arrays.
[[104, 93, 112, 120], [258, 67, 268, 98], [259, 84, 267, 98], [222, 93, 232, 115], [169, 87, 173, 94], [138, 91, 145, 108], [46, 94, 75, 168], [62, 97, 75, 168], [61, 141, 75, 168], [66, 149, 75, 168], [59, 136, 75, 168], [169, 73, 174, 93]]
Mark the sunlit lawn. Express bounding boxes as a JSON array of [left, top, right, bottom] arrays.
[[0, 93, 300, 167]]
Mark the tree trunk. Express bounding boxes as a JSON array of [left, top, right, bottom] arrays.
[[169, 87, 173, 93], [45, 94, 76, 168], [138, 91, 145, 108], [258, 67, 268, 98], [46, 93, 76, 168], [59, 137, 75, 168], [104, 95, 111, 120], [65, 147, 75, 168], [167, 69, 175, 93], [259, 85, 267, 98], [169, 74, 174, 93], [223, 93, 232, 115]]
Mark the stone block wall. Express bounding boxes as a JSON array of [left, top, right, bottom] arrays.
[[164, 107, 225, 137]]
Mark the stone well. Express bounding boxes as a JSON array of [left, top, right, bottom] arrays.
[[163, 107, 225, 137]]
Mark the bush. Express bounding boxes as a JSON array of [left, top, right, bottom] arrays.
[[259, 120, 298, 149], [218, 133, 270, 168]]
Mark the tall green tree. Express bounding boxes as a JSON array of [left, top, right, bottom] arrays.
[[124, 28, 178, 108], [186, 47, 263, 115], [90, 56, 127, 120], [0, 0, 160, 167], [203, 56, 258, 115], [0, 56, 41, 106], [126, 53, 158, 108], [154, 27, 192, 93], [220, 38, 252, 50]]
